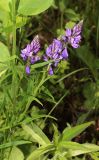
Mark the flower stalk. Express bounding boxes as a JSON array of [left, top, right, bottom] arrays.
[[12, 0, 16, 57]]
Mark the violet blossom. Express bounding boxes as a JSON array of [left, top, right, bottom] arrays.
[[65, 20, 83, 48], [21, 20, 83, 75], [43, 39, 68, 75], [20, 35, 40, 74]]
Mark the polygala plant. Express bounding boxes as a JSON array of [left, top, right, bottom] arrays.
[[0, 0, 99, 160]]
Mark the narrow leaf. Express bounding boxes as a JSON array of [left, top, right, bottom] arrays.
[[61, 121, 94, 141], [22, 124, 50, 146]]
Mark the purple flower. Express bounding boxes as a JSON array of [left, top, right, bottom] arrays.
[[21, 35, 41, 74], [65, 20, 83, 48], [43, 39, 68, 75], [21, 35, 40, 60]]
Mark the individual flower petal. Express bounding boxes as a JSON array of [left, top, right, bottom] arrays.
[[66, 29, 72, 37], [52, 39, 62, 53], [46, 45, 52, 57], [20, 53, 27, 61], [30, 56, 40, 64], [54, 61, 59, 67], [26, 66, 30, 74], [43, 55, 48, 61], [71, 42, 79, 48], [61, 47, 68, 59], [48, 66, 53, 75]]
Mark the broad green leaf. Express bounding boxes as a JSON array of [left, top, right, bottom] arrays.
[[27, 144, 55, 160], [0, 7, 10, 24], [22, 123, 50, 146], [0, 0, 11, 12], [8, 147, 24, 160], [0, 42, 10, 72], [18, 0, 53, 16], [61, 121, 94, 141]]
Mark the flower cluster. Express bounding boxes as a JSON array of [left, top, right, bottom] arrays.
[[65, 20, 83, 48], [43, 39, 68, 75], [43, 20, 83, 74], [20, 21, 83, 75], [21, 35, 40, 74]]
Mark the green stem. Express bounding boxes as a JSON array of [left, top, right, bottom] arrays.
[[12, 0, 16, 57], [61, 12, 63, 32], [12, 0, 17, 112], [33, 71, 46, 97]]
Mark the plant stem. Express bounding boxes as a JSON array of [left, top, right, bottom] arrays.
[[12, 0, 17, 112], [12, 0, 16, 57], [61, 12, 63, 32], [33, 71, 46, 97]]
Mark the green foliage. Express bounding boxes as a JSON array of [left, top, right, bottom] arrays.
[[0, 0, 99, 159], [18, 0, 53, 16], [22, 123, 50, 145], [8, 147, 24, 160], [76, 46, 99, 80], [25, 122, 99, 160], [83, 81, 99, 110], [0, 42, 10, 71], [60, 121, 94, 141]]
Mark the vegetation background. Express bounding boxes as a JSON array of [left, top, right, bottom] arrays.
[[0, 0, 99, 159]]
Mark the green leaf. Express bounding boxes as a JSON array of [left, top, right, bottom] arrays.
[[22, 123, 50, 146], [0, 69, 7, 77], [53, 124, 60, 145], [0, 7, 10, 23], [31, 60, 54, 70], [0, 141, 31, 149], [57, 68, 87, 83], [65, 9, 80, 21], [18, 0, 53, 16], [61, 121, 94, 141], [0, 0, 11, 12], [58, 141, 89, 151], [41, 86, 55, 101], [27, 144, 55, 160], [90, 152, 99, 160], [0, 42, 10, 72], [70, 143, 99, 157], [8, 147, 24, 160]]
